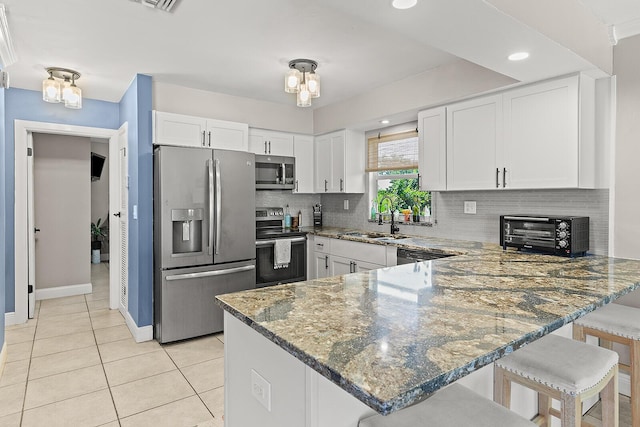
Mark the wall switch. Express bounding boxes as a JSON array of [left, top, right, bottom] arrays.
[[344, 200, 349, 210], [251, 369, 271, 411], [463, 201, 476, 214], [133, 205, 138, 219]]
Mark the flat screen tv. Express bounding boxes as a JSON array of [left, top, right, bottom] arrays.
[[91, 152, 106, 181]]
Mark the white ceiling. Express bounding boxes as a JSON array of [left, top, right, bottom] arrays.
[[2, 0, 639, 108]]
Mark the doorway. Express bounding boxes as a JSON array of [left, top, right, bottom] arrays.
[[13, 120, 128, 326]]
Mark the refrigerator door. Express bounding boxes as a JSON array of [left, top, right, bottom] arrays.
[[213, 149, 256, 264], [155, 260, 256, 343], [155, 146, 212, 269]]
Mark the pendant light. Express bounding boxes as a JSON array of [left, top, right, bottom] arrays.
[[42, 70, 61, 103], [285, 59, 319, 107], [42, 67, 83, 109]]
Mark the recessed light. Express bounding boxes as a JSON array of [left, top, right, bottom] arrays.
[[380, 119, 390, 124], [508, 52, 530, 61], [392, 0, 417, 10]]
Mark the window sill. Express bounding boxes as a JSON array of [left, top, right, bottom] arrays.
[[367, 219, 434, 227]]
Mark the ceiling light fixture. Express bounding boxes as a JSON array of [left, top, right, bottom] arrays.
[[380, 119, 390, 124], [285, 59, 320, 108], [130, 0, 180, 12], [508, 51, 530, 61], [392, 0, 418, 10], [42, 67, 82, 109]]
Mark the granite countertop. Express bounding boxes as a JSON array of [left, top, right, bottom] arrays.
[[216, 230, 640, 415]]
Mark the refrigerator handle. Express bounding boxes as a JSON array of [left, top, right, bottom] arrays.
[[215, 158, 222, 255], [166, 264, 255, 281], [208, 159, 214, 256]]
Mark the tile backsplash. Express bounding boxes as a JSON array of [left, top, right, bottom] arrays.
[[255, 190, 321, 229], [321, 189, 610, 255]]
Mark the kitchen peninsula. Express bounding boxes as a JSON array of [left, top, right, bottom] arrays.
[[216, 236, 640, 427]]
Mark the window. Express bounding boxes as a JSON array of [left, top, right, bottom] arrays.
[[367, 129, 430, 222]]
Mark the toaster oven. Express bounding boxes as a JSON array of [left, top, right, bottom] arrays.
[[500, 215, 589, 257]]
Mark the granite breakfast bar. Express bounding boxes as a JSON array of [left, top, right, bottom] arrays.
[[216, 237, 640, 427]]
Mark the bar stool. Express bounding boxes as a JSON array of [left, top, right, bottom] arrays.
[[358, 383, 535, 427], [494, 334, 619, 427], [574, 303, 640, 427]]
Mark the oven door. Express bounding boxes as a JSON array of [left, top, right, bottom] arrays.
[[501, 216, 556, 250], [255, 236, 307, 287]]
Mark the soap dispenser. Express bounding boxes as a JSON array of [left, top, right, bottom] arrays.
[[284, 205, 292, 229]]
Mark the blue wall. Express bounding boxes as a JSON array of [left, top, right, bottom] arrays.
[[3, 89, 119, 312], [0, 85, 5, 347], [119, 74, 153, 327]]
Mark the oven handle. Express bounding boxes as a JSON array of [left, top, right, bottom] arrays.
[[166, 264, 255, 281], [255, 237, 307, 246], [503, 216, 550, 222]]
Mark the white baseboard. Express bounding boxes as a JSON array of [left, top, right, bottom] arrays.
[[35, 283, 92, 300], [620, 371, 631, 397], [124, 310, 153, 343], [4, 312, 18, 326]]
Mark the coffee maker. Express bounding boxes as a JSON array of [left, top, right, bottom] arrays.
[[313, 204, 322, 227]]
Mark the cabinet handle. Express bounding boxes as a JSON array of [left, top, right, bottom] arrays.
[[353, 262, 357, 273], [324, 179, 328, 192], [202, 131, 206, 147], [496, 168, 500, 188], [503, 167, 507, 188], [268, 141, 271, 154], [340, 178, 344, 192], [295, 180, 299, 192], [325, 255, 328, 269], [264, 141, 267, 154], [208, 131, 211, 147]]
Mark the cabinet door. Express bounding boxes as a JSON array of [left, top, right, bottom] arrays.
[[314, 135, 333, 193], [249, 129, 269, 154], [249, 130, 295, 156], [503, 76, 579, 189], [418, 107, 447, 191], [330, 255, 353, 276], [446, 95, 503, 190], [313, 252, 330, 279], [353, 260, 384, 273], [293, 134, 314, 193], [206, 119, 249, 151], [153, 111, 207, 147], [330, 134, 346, 192]]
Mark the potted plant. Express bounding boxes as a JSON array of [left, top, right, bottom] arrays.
[[91, 218, 108, 264]]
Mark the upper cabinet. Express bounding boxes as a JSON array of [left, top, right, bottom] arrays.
[[314, 130, 365, 193], [425, 74, 595, 192], [418, 107, 447, 191], [248, 129, 294, 156], [153, 111, 249, 151], [292, 134, 314, 193]]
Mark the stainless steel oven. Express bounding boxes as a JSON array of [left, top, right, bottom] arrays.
[[255, 207, 307, 288]]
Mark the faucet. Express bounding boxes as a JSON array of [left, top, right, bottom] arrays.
[[378, 196, 400, 235]]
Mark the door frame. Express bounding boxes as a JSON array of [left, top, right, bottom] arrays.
[[13, 120, 125, 325]]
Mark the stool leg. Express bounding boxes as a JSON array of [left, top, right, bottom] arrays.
[[601, 366, 619, 427], [493, 366, 511, 408], [632, 340, 640, 427], [538, 392, 551, 427], [561, 394, 581, 427], [572, 323, 585, 342]]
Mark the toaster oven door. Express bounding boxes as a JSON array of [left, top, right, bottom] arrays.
[[502, 216, 556, 249]]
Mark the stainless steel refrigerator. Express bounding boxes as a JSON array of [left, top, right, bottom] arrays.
[[154, 145, 256, 343]]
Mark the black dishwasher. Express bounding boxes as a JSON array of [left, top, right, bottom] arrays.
[[396, 247, 452, 264]]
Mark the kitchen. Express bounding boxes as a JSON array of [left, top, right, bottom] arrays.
[[1, 0, 640, 425]]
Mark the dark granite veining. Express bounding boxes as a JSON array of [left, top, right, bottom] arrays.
[[217, 230, 640, 415]]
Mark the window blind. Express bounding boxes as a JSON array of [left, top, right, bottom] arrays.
[[366, 130, 419, 172]]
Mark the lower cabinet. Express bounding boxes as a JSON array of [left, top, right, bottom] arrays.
[[308, 236, 394, 279]]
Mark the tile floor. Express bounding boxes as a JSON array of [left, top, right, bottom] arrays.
[[1, 263, 224, 427]]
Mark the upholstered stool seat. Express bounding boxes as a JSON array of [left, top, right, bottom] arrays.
[[358, 383, 535, 427], [494, 334, 619, 427], [574, 303, 640, 427]]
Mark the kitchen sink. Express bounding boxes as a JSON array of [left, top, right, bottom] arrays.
[[342, 231, 407, 240]]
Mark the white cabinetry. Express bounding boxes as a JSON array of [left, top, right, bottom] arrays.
[[153, 111, 248, 151], [310, 236, 331, 279], [314, 130, 365, 193], [442, 74, 594, 191], [249, 129, 294, 156], [293, 134, 314, 193], [418, 106, 447, 191], [446, 95, 503, 190], [309, 236, 391, 279]]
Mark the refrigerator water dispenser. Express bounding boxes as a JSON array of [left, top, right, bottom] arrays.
[[171, 208, 203, 254]]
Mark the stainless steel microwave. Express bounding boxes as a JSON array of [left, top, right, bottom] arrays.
[[255, 154, 295, 190], [500, 215, 589, 257]]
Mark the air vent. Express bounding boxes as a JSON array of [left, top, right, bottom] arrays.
[[131, 0, 179, 12]]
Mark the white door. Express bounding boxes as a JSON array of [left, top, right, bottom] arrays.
[[329, 256, 353, 276], [330, 134, 346, 192], [314, 135, 332, 193], [293, 135, 314, 193], [313, 252, 330, 279], [27, 133, 35, 318], [109, 124, 128, 314]]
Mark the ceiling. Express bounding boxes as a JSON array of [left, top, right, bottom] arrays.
[[2, 0, 639, 109]]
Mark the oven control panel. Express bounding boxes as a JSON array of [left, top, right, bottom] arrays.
[[256, 207, 284, 221]]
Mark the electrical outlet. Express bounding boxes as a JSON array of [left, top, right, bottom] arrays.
[[251, 369, 271, 411], [344, 199, 349, 210], [463, 201, 476, 214]]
